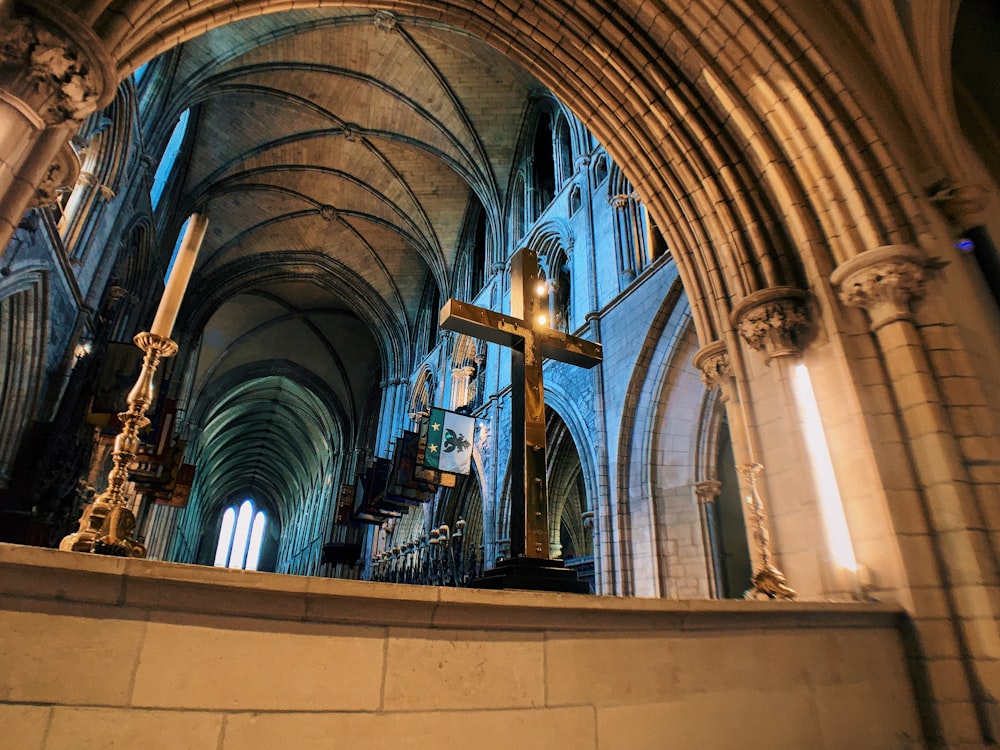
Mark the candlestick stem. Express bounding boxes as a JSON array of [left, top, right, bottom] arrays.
[[739, 462, 796, 600]]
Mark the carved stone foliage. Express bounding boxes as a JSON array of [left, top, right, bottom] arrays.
[[830, 245, 934, 330], [693, 340, 733, 394], [0, 15, 103, 125], [731, 287, 810, 360]]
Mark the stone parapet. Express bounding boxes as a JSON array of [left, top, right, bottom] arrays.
[[0, 543, 925, 750]]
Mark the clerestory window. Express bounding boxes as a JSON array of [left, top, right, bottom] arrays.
[[150, 109, 190, 211]]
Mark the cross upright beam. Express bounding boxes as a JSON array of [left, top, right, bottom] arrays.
[[440, 247, 601, 562]]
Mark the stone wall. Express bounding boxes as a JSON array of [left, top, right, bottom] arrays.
[[0, 544, 926, 749]]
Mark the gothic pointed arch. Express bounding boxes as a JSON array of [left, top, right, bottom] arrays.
[[0, 268, 49, 491]]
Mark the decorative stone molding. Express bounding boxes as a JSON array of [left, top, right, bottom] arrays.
[[928, 181, 985, 231], [731, 287, 810, 360], [319, 204, 338, 222], [692, 340, 734, 395], [574, 155, 590, 172], [0, 9, 114, 125], [372, 10, 398, 33], [830, 245, 932, 330]]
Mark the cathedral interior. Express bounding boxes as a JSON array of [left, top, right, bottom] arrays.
[[0, 1, 999, 748]]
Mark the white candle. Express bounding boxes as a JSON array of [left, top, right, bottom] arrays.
[[150, 213, 209, 338]]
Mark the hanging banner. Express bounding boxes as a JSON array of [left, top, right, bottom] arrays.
[[387, 431, 437, 503], [421, 406, 475, 475], [415, 424, 457, 487]]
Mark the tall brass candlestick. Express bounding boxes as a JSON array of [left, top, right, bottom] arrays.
[[60, 333, 178, 556], [61, 214, 208, 556], [740, 462, 796, 600]]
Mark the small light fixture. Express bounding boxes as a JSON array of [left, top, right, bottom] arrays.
[[536, 314, 548, 326], [536, 282, 547, 296]]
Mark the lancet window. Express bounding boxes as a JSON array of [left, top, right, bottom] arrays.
[[213, 498, 267, 570], [150, 109, 190, 212]]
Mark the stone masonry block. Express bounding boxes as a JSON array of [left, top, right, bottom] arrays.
[[131, 616, 385, 711], [382, 627, 545, 711]]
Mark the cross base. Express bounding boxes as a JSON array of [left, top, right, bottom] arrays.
[[472, 556, 590, 594]]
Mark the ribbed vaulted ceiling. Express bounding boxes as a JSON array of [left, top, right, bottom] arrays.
[[163, 9, 541, 515]]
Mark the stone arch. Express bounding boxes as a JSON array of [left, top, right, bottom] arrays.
[[692, 385, 751, 599], [0, 267, 49, 491], [615, 273, 691, 597], [100, 2, 925, 345], [408, 365, 435, 421]]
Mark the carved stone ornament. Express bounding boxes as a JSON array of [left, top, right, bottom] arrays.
[[319, 204, 338, 222], [609, 193, 629, 211], [692, 340, 733, 393], [694, 479, 722, 504], [31, 139, 80, 208], [830, 245, 934, 330], [731, 287, 810, 360], [928, 181, 985, 231], [0, 15, 105, 125], [372, 10, 398, 32]]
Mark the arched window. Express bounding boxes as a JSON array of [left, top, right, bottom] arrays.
[[532, 112, 556, 215], [554, 114, 573, 187], [150, 109, 190, 211], [134, 62, 149, 85], [214, 499, 267, 570]]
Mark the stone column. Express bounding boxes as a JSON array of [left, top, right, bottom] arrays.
[[0, 5, 116, 256], [832, 244, 1000, 745], [62, 171, 115, 258], [694, 479, 723, 598]]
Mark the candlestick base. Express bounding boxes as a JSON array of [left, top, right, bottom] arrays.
[[59, 499, 146, 557], [744, 565, 797, 600]]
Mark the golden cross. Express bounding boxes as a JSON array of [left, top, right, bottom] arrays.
[[440, 247, 602, 559]]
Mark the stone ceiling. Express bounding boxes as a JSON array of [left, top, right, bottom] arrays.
[[160, 9, 542, 514]]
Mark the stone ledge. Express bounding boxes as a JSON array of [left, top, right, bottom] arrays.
[[0, 543, 904, 632]]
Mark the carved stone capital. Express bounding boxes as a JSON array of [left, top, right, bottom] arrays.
[[30, 139, 80, 207], [831, 245, 930, 330], [97, 183, 115, 201], [692, 340, 735, 397], [574, 155, 591, 172], [0, 7, 115, 125], [609, 193, 629, 211], [731, 287, 810, 360], [694, 479, 722, 504]]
